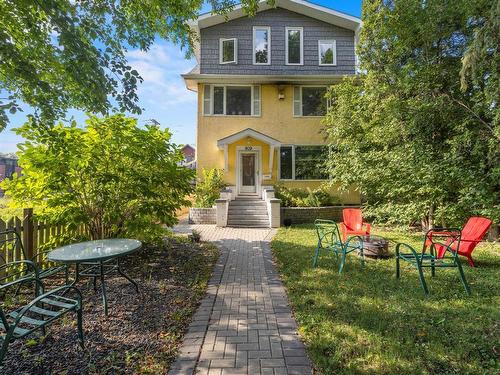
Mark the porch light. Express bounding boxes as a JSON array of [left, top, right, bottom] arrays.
[[277, 85, 286, 100]]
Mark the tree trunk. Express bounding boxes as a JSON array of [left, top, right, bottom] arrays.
[[421, 204, 435, 231]]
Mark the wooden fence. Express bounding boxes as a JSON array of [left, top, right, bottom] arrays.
[[0, 208, 88, 263]]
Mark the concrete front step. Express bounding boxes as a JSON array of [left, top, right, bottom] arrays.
[[227, 219, 270, 226], [229, 201, 267, 207], [228, 214, 269, 220], [228, 208, 267, 213]]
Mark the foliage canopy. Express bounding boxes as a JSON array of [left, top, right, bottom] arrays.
[[324, 0, 499, 227], [1, 115, 194, 240], [0, 0, 272, 130]]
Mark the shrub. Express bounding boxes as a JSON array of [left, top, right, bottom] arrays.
[[1, 115, 194, 242], [274, 185, 339, 207], [194, 168, 225, 208]]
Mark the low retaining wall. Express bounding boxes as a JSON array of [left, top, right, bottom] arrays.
[[189, 207, 216, 224], [281, 206, 360, 225]]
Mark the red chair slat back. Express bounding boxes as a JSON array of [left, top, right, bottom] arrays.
[[459, 216, 492, 254], [343, 208, 363, 231]]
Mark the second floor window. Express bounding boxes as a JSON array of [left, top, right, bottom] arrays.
[[253, 27, 270, 65], [286, 27, 303, 65], [203, 85, 261, 116], [220, 38, 237, 64], [293, 86, 329, 117], [319, 40, 337, 66]]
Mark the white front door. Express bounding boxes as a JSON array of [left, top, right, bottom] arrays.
[[239, 152, 258, 194]]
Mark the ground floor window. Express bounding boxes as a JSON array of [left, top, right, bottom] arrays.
[[279, 145, 329, 180]]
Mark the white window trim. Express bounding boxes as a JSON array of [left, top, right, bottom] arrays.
[[278, 145, 330, 181], [318, 39, 337, 66], [285, 27, 304, 65], [203, 84, 261, 117], [253, 26, 271, 65], [219, 38, 238, 64], [293, 85, 330, 118]]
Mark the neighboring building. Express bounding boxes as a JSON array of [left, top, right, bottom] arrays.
[[180, 144, 197, 169], [183, 0, 361, 226], [0, 153, 20, 197]]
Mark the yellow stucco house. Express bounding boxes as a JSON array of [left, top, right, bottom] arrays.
[[183, 0, 361, 227]]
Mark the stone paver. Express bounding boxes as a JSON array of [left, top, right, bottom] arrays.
[[169, 225, 312, 375]]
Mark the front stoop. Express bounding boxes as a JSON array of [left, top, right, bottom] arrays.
[[227, 197, 270, 228]]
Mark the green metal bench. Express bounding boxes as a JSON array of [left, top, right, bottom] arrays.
[[395, 228, 471, 295], [0, 254, 84, 364], [313, 219, 364, 274]]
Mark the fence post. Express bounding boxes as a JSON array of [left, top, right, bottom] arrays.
[[23, 208, 34, 259]]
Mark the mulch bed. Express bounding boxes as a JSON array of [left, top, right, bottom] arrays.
[[0, 237, 219, 375]]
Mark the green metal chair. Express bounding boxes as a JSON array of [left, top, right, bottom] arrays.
[[312, 219, 364, 274], [0, 257, 84, 365], [395, 229, 471, 295], [1, 229, 68, 292]]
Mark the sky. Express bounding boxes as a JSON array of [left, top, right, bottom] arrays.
[[0, 1, 362, 153]]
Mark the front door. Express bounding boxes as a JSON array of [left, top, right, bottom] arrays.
[[239, 152, 257, 194]]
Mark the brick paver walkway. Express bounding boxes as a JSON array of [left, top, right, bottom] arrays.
[[169, 225, 313, 375]]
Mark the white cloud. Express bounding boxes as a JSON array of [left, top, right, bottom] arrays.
[[125, 42, 197, 107]]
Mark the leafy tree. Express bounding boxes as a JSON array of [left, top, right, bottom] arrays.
[[324, 0, 499, 228], [0, 0, 273, 130], [1, 115, 194, 240]]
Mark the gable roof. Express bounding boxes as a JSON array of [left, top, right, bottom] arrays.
[[190, 0, 362, 62], [217, 128, 281, 148]]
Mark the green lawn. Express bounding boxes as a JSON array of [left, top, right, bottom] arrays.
[[271, 225, 499, 375]]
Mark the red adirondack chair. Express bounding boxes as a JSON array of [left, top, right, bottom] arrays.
[[340, 208, 371, 242], [426, 216, 492, 267]]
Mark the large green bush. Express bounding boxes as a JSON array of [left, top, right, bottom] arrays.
[[194, 168, 225, 208], [1, 115, 194, 241], [274, 185, 339, 207]]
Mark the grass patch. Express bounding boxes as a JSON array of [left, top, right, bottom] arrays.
[[272, 225, 499, 374]]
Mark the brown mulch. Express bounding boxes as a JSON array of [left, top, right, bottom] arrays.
[[0, 237, 219, 375]]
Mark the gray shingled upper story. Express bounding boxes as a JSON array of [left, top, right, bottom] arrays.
[[199, 8, 356, 75]]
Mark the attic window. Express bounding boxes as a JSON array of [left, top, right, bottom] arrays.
[[220, 38, 237, 64]]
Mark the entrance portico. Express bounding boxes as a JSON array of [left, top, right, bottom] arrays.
[[217, 128, 281, 197]]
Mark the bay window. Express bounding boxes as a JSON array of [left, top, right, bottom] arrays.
[[279, 145, 329, 180], [203, 85, 261, 116]]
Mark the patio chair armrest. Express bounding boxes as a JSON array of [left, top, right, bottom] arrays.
[[13, 285, 83, 326], [395, 242, 419, 259], [344, 235, 363, 249], [0, 260, 40, 281]]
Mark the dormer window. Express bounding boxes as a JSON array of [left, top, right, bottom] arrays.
[[286, 27, 303, 65], [253, 27, 271, 65], [319, 40, 337, 66], [219, 38, 237, 64]]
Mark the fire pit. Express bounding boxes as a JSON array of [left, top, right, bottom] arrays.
[[360, 234, 391, 259]]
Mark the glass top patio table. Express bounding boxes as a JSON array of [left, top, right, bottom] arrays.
[[48, 239, 142, 263], [48, 239, 142, 315]]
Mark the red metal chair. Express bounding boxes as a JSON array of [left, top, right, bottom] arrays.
[[425, 216, 492, 267], [340, 208, 371, 242]]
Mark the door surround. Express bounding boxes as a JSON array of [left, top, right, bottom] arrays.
[[236, 146, 262, 196]]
